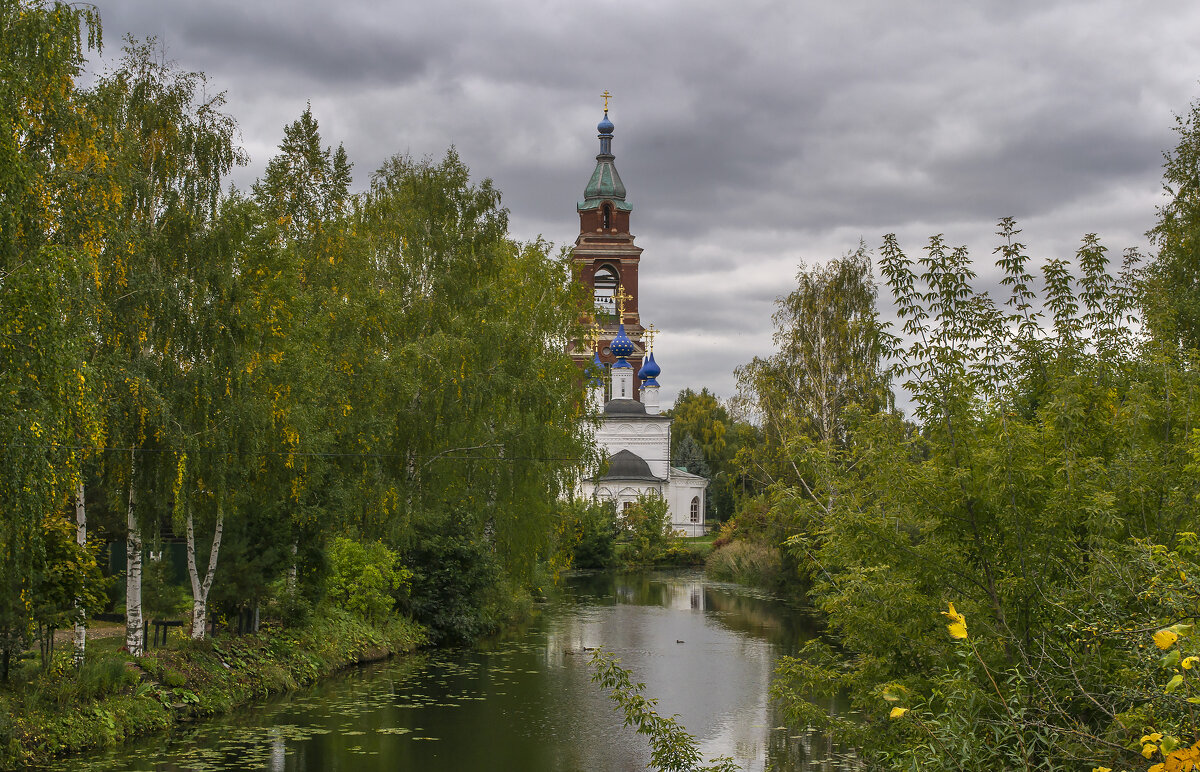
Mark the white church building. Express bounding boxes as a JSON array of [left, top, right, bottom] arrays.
[[569, 102, 708, 536], [578, 319, 709, 537]]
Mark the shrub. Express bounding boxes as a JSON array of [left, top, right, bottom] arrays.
[[324, 538, 411, 624], [572, 501, 619, 569], [403, 517, 505, 644], [621, 493, 671, 564], [705, 539, 782, 587]]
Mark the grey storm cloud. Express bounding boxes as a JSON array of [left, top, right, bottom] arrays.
[[91, 0, 1200, 406]]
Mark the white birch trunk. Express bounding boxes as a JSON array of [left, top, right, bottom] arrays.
[[72, 480, 87, 667], [187, 500, 224, 640], [286, 541, 298, 594], [124, 461, 144, 656]]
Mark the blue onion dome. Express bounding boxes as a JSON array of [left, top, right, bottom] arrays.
[[610, 323, 635, 366], [597, 111, 614, 135], [589, 351, 605, 386], [638, 351, 661, 381]]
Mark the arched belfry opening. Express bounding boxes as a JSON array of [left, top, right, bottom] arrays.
[[593, 265, 619, 314], [602, 202, 612, 231]]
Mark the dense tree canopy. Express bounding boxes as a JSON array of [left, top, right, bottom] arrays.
[[750, 219, 1200, 770], [1, 0, 593, 671]]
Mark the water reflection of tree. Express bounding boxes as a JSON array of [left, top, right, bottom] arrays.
[[702, 589, 819, 652]]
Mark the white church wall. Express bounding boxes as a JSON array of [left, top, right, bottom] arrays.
[[668, 473, 707, 537], [594, 419, 670, 479]]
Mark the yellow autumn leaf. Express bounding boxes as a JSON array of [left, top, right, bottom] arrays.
[[1143, 733, 1165, 744], [1155, 629, 1180, 650], [1148, 764, 1164, 772], [1183, 656, 1199, 670], [1090, 767, 1111, 772], [889, 707, 908, 719], [1144, 743, 1159, 759]]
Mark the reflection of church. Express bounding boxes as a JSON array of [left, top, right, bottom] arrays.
[[571, 101, 707, 536]]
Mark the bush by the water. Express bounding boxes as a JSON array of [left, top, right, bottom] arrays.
[[325, 538, 411, 623], [705, 540, 782, 587], [404, 517, 513, 644], [621, 494, 671, 564], [568, 500, 619, 569]]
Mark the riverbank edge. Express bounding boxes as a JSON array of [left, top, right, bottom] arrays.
[[1, 611, 427, 770]]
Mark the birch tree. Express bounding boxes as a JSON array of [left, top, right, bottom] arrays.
[[92, 40, 245, 654], [734, 247, 892, 502], [0, 0, 108, 677]]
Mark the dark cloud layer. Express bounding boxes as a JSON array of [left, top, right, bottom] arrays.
[[93, 0, 1200, 406]]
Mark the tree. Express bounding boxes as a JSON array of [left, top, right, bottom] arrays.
[[669, 388, 729, 462], [672, 434, 710, 478], [0, 0, 108, 678], [622, 492, 671, 563], [91, 39, 246, 652], [667, 388, 755, 520], [1147, 96, 1200, 353], [771, 222, 1199, 770], [734, 246, 892, 502]]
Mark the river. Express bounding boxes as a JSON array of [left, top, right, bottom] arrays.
[[55, 569, 849, 771]]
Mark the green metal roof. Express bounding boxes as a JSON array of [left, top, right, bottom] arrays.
[[578, 155, 633, 212]]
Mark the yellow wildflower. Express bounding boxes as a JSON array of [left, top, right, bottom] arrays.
[[942, 602, 968, 639], [1155, 629, 1180, 650]]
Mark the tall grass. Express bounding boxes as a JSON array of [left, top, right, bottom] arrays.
[[705, 540, 782, 588]]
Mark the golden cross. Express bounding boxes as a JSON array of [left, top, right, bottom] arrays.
[[645, 322, 657, 352], [587, 322, 602, 352], [614, 286, 630, 323], [601, 90, 613, 112]]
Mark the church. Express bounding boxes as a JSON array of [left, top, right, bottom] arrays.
[[570, 100, 708, 536]]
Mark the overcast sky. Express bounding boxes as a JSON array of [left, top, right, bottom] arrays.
[[92, 0, 1200, 409]]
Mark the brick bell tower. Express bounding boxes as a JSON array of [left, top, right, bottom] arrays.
[[571, 94, 645, 392]]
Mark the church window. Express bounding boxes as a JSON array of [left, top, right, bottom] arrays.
[[593, 265, 619, 313], [690, 497, 700, 523], [602, 203, 612, 230], [622, 501, 633, 516]]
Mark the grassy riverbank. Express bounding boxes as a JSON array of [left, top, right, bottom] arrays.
[[0, 612, 426, 770]]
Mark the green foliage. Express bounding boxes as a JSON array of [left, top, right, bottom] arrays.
[[403, 516, 507, 644], [704, 540, 782, 588], [764, 219, 1200, 769], [667, 388, 757, 520], [734, 246, 892, 497], [566, 499, 620, 569], [3, 0, 593, 670], [140, 556, 187, 621], [590, 649, 739, 772], [324, 537, 410, 624], [673, 434, 710, 478], [1147, 96, 1200, 353], [621, 493, 672, 564], [0, 0, 108, 681]]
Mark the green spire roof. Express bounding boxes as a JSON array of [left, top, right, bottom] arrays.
[[579, 111, 633, 212]]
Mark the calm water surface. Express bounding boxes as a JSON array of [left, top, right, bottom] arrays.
[[57, 570, 850, 771]]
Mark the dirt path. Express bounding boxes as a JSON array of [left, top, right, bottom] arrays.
[[52, 620, 126, 645]]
